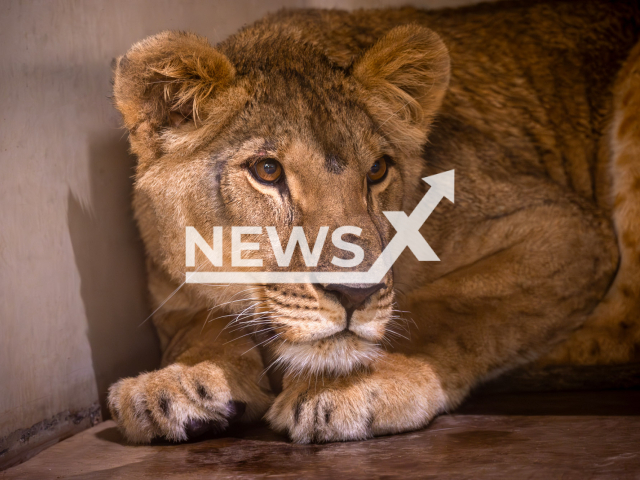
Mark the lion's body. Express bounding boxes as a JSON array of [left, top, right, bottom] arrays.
[[108, 0, 640, 444]]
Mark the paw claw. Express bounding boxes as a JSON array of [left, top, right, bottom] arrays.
[[227, 400, 246, 421], [184, 418, 227, 439]]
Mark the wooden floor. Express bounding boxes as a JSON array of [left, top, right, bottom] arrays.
[[3, 389, 640, 479]]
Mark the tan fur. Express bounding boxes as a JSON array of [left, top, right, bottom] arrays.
[[108, 0, 640, 444], [543, 40, 640, 364]]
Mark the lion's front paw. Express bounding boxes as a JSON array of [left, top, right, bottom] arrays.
[[107, 361, 270, 443], [266, 376, 377, 443], [267, 380, 375, 443], [266, 354, 449, 443]]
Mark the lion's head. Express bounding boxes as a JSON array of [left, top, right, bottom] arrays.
[[113, 20, 449, 377]]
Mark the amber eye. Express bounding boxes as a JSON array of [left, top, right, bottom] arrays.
[[251, 158, 283, 184], [367, 156, 389, 184]]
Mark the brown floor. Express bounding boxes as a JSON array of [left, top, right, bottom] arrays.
[[3, 390, 640, 480]]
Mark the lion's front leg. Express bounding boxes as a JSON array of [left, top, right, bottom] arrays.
[[266, 353, 447, 443]]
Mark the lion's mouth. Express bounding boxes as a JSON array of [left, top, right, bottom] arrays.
[[271, 329, 382, 377], [317, 329, 360, 342]]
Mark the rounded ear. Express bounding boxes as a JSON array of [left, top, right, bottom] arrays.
[[113, 31, 235, 154], [352, 25, 450, 150]]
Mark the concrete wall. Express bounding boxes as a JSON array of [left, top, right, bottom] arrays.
[[0, 0, 484, 468]]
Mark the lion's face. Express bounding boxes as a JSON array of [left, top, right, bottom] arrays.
[[115, 25, 450, 376]]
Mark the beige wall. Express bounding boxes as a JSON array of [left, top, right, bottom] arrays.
[[0, 0, 485, 466]]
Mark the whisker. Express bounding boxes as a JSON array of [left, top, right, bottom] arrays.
[[223, 327, 275, 345], [207, 304, 268, 323], [211, 296, 262, 311], [257, 359, 278, 385], [138, 264, 204, 327], [222, 308, 278, 331], [241, 332, 283, 356]]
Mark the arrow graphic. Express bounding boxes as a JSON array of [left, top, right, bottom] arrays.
[[186, 170, 454, 284]]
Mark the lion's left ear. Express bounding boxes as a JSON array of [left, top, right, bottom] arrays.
[[352, 25, 450, 149]]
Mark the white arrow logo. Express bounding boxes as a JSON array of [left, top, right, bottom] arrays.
[[186, 170, 454, 284]]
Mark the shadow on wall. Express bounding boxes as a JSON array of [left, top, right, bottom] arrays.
[[67, 133, 161, 417]]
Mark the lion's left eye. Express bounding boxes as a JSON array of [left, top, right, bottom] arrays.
[[367, 156, 389, 184], [251, 158, 283, 184]]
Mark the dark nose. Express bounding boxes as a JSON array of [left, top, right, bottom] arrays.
[[321, 283, 386, 311]]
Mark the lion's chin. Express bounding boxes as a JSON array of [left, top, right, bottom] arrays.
[[272, 331, 382, 378]]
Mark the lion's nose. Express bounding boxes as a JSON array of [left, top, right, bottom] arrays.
[[321, 283, 386, 310]]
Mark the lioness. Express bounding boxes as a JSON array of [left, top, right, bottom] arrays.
[[108, 0, 640, 443]]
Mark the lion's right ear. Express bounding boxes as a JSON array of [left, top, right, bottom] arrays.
[[113, 31, 235, 156], [352, 25, 450, 154]]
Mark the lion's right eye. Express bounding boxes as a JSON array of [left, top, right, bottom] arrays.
[[251, 158, 283, 184], [367, 156, 389, 184]]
